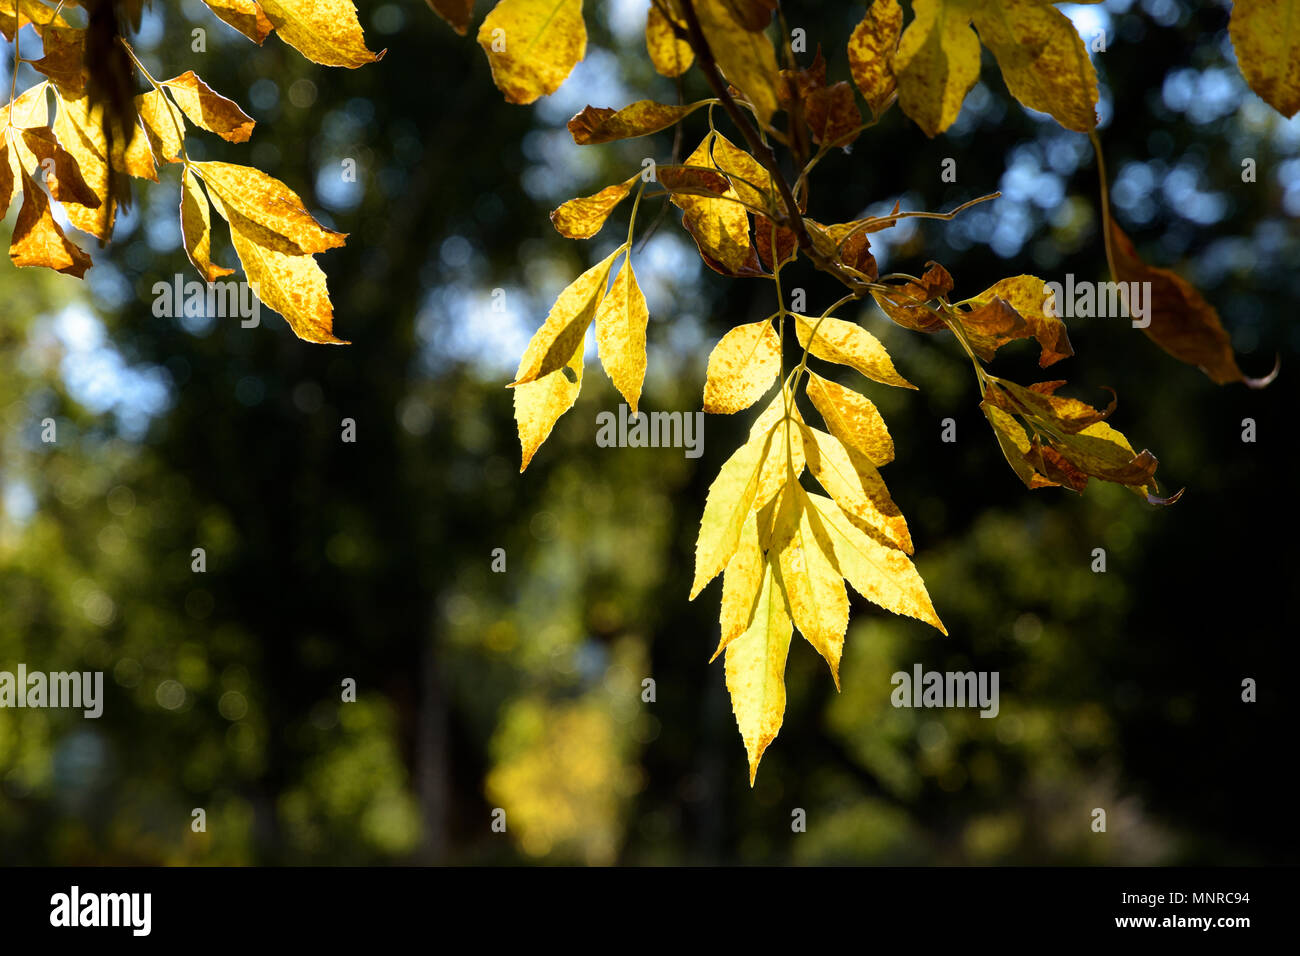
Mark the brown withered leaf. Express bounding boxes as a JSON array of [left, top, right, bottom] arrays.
[[29, 24, 86, 95], [567, 100, 701, 145], [962, 274, 1072, 367], [1109, 221, 1273, 387], [426, 0, 475, 36]]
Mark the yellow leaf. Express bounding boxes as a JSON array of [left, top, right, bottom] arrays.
[[964, 274, 1073, 367], [209, 192, 346, 344], [477, 0, 585, 105], [567, 100, 701, 145], [646, 2, 693, 77], [195, 161, 345, 255], [511, 249, 619, 386], [426, 0, 476, 36], [672, 133, 756, 275], [848, 0, 903, 116], [136, 89, 186, 164], [594, 255, 650, 413], [800, 423, 912, 554], [200, 0, 274, 44], [50, 89, 115, 240], [550, 173, 638, 239], [695, 0, 780, 125], [724, 557, 792, 785], [1229, 0, 1300, 118], [749, 390, 805, 512], [514, 334, 585, 472], [715, 513, 763, 661], [771, 484, 849, 687], [895, 0, 981, 137], [703, 319, 781, 414], [0, 0, 68, 40], [805, 369, 894, 467], [710, 131, 773, 212], [9, 168, 92, 277], [971, 0, 1098, 133], [690, 423, 775, 599], [809, 492, 946, 635], [0, 143, 14, 218], [258, 0, 383, 67], [163, 72, 256, 143], [794, 313, 916, 389], [181, 167, 234, 283]]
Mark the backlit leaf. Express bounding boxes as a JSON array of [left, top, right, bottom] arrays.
[[724, 557, 792, 785], [695, 0, 781, 125], [794, 313, 916, 389], [550, 173, 638, 239], [1229, 0, 1300, 118], [9, 168, 92, 277], [163, 72, 256, 143], [805, 369, 895, 468], [258, 0, 383, 68], [181, 167, 234, 283], [478, 0, 585, 105], [895, 0, 981, 137], [646, 2, 693, 77], [511, 249, 619, 386], [848, 0, 903, 116], [201, 0, 274, 44], [567, 100, 700, 145], [196, 161, 346, 255], [594, 255, 650, 413], [703, 319, 781, 414]]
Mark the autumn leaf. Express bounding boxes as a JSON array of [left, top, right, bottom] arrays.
[[750, 391, 806, 512], [691, 422, 774, 599], [970, 0, 1099, 133], [805, 369, 895, 468], [567, 100, 702, 145], [162, 72, 256, 143], [136, 89, 187, 164], [550, 173, 639, 239], [895, 0, 981, 137], [702, 319, 781, 414], [848, 0, 903, 117], [646, 2, 693, 78], [671, 133, 759, 276], [20, 127, 100, 208], [9, 168, 92, 277], [511, 249, 619, 386], [258, 0, 383, 68], [195, 161, 346, 255], [724, 556, 792, 785], [959, 275, 1073, 367], [715, 513, 763, 660], [209, 192, 346, 344], [29, 23, 85, 95], [181, 167, 234, 283], [1229, 0, 1300, 118], [770, 483, 849, 687], [50, 88, 116, 240], [426, 0, 476, 36], [477, 0, 585, 105], [693, 0, 781, 125], [0, 143, 14, 218], [201, 0, 275, 45], [807, 492, 946, 635], [793, 313, 916, 389], [800, 422, 912, 554], [514, 343, 585, 473], [1108, 221, 1272, 387], [594, 254, 651, 413]]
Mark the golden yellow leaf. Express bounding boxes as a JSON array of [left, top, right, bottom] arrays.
[[426, 0, 476, 36], [800, 423, 912, 554], [695, 0, 780, 125], [964, 274, 1072, 367], [0, 0, 68, 40], [567, 100, 701, 145], [258, 0, 382, 67], [809, 492, 946, 635], [163, 72, 256, 143], [136, 89, 186, 164], [702, 319, 781, 414], [794, 313, 915, 389], [805, 369, 894, 468], [0, 143, 14, 218], [477, 0, 585, 105], [848, 0, 903, 116], [200, 0, 274, 44], [181, 167, 234, 283], [715, 513, 763, 661], [511, 249, 619, 386], [771, 483, 849, 688], [1229, 0, 1300, 118], [690, 423, 774, 599], [970, 0, 1098, 133], [514, 334, 585, 472], [50, 89, 115, 240], [895, 0, 981, 137], [196, 161, 345, 255], [594, 255, 650, 413], [672, 133, 756, 276], [9, 168, 92, 277], [4, 82, 51, 176], [646, 2, 693, 77], [209, 192, 346, 344], [710, 131, 773, 212], [723, 557, 792, 785], [550, 173, 638, 239], [749, 390, 805, 512]]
